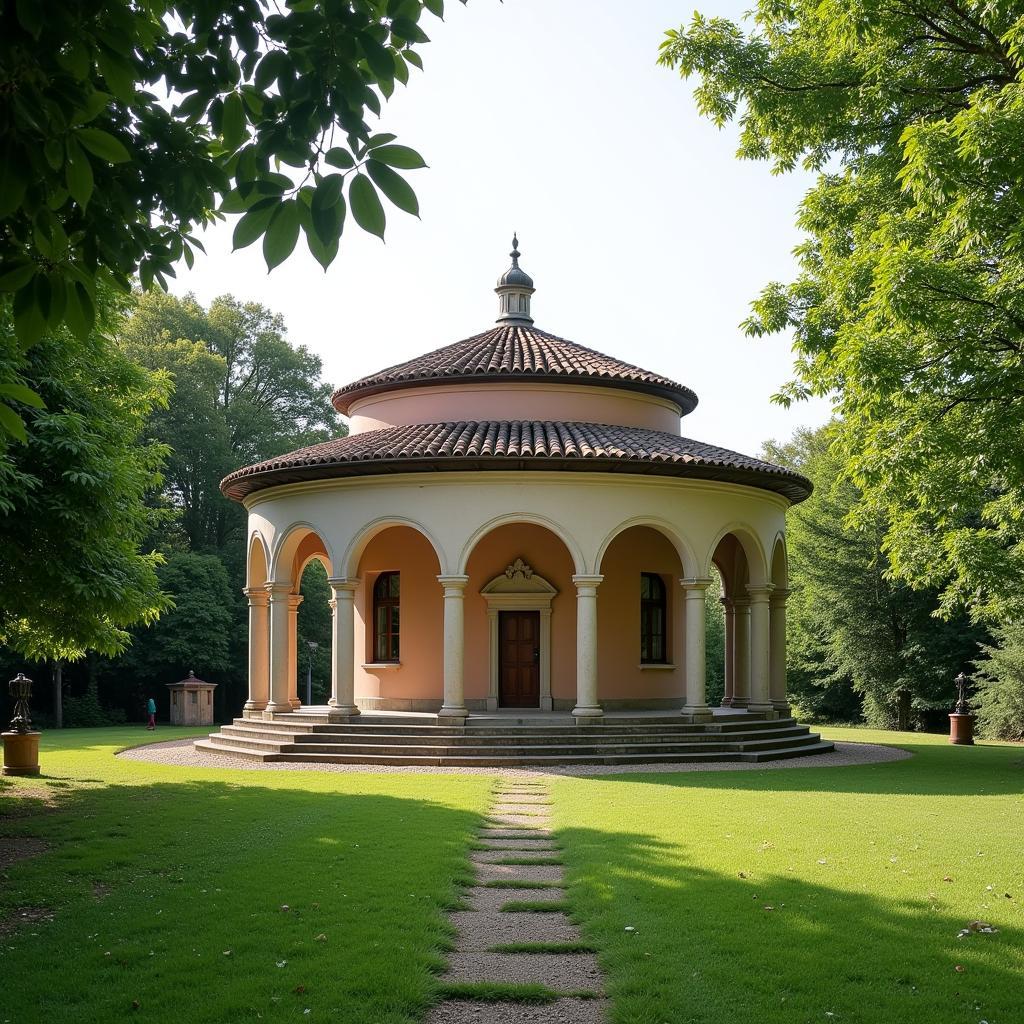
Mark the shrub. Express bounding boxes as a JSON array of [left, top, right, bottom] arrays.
[[972, 627, 1024, 742]]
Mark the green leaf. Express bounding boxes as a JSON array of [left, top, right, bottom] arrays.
[[76, 128, 131, 164], [0, 155, 27, 218], [12, 281, 46, 348], [64, 281, 95, 339], [325, 148, 355, 169], [232, 202, 277, 251], [44, 139, 64, 171], [65, 139, 94, 208], [262, 200, 301, 270], [0, 403, 28, 443], [370, 144, 427, 170], [222, 93, 247, 150], [367, 161, 419, 216], [349, 175, 386, 239], [15, 0, 44, 38], [95, 47, 136, 103], [424, 0, 444, 18], [0, 261, 37, 293], [311, 176, 345, 245], [0, 383, 45, 409]]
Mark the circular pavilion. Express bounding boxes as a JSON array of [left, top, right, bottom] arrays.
[[218, 239, 814, 751]]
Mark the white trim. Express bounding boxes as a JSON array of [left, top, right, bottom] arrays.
[[481, 561, 557, 711]]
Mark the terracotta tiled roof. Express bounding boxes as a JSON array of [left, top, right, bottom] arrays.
[[221, 421, 811, 502], [331, 324, 698, 414]]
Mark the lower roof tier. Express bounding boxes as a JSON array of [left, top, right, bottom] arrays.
[[220, 421, 813, 503]]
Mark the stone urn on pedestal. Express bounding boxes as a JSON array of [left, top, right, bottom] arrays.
[[2, 673, 41, 776], [949, 672, 975, 746]]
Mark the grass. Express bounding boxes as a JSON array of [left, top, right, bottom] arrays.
[[489, 855, 564, 865], [549, 727, 1024, 1024], [481, 879, 562, 889], [436, 982, 599, 1003], [0, 726, 492, 1024], [489, 940, 597, 954]]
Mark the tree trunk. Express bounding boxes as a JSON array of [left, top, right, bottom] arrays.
[[53, 661, 63, 728], [896, 689, 911, 732]]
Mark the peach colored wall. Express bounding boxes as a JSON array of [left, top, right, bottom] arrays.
[[347, 383, 682, 435], [355, 525, 442, 706], [597, 526, 685, 702], [464, 523, 577, 705]]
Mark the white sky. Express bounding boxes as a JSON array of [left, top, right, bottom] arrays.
[[169, 0, 833, 456]]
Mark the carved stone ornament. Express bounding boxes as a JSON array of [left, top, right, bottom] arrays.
[[504, 558, 534, 581]]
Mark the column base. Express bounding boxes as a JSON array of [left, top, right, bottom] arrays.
[[729, 697, 750, 709], [262, 701, 293, 718], [572, 705, 604, 721], [681, 705, 714, 723], [772, 701, 791, 718], [747, 702, 778, 719], [437, 705, 468, 722], [242, 703, 267, 719], [288, 697, 301, 710], [327, 704, 360, 722]]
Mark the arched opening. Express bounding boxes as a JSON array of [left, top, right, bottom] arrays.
[[296, 555, 332, 707], [354, 525, 442, 712], [710, 532, 752, 708], [248, 533, 269, 589], [705, 566, 726, 707], [596, 525, 685, 710], [769, 536, 790, 713], [463, 522, 577, 711]]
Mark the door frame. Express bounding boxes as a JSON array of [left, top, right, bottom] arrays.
[[481, 559, 556, 711]]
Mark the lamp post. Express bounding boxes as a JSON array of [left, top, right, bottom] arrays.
[[306, 641, 319, 707], [949, 672, 974, 746], [3, 673, 41, 776]]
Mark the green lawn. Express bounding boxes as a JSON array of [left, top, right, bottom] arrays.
[[552, 728, 1024, 1024], [0, 727, 492, 1023], [1, 727, 1021, 1024]]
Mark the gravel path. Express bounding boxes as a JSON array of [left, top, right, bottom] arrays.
[[118, 737, 912, 775]]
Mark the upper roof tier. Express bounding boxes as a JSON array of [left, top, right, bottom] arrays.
[[332, 323, 698, 416]]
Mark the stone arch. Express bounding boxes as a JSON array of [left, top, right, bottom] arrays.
[[770, 533, 788, 590], [342, 516, 446, 579], [594, 515, 700, 579], [704, 522, 768, 588], [247, 531, 270, 589], [458, 512, 586, 576], [269, 522, 335, 585]]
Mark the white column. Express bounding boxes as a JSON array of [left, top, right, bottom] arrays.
[[243, 587, 270, 716], [732, 598, 751, 708], [437, 575, 470, 720], [265, 584, 293, 716], [770, 587, 791, 715], [681, 578, 713, 720], [287, 593, 304, 709], [746, 584, 776, 716], [720, 598, 735, 706], [328, 578, 360, 718], [572, 574, 604, 719]]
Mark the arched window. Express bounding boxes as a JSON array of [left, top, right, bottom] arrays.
[[640, 572, 667, 664], [373, 572, 401, 662]]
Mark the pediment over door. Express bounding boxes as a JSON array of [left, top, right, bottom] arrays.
[[481, 558, 557, 597]]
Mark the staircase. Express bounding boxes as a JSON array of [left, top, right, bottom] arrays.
[[195, 713, 833, 767]]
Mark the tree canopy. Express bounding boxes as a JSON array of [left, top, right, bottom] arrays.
[[0, 0, 448, 433], [660, 2, 1024, 622]]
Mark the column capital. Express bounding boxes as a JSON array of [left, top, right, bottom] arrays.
[[680, 577, 714, 592], [243, 586, 270, 605], [746, 583, 775, 602], [437, 574, 470, 592], [571, 574, 604, 591], [266, 582, 293, 598], [287, 592, 305, 609], [769, 587, 791, 605], [327, 577, 360, 594]]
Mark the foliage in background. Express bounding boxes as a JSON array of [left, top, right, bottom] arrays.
[[0, 292, 171, 661], [705, 572, 725, 708], [660, 2, 1024, 624], [972, 627, 1024, 741], [0, 0, 444, 401], [765, 423, 986, 730], [120, 290, 341, 551], [297, 559, 332, 704]]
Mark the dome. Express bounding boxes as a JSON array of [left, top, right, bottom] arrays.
[[496, 234, 534, 289]]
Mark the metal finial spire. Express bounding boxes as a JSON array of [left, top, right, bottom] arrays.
[[510, 233, 520, 264], [495, 233, 534, 323]]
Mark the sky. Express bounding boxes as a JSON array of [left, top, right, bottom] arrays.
[[169, 0, 833, 457]]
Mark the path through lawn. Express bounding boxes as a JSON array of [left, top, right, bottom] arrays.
[[0, 728, 491, 1024], [550, 728, 1024, 1024]]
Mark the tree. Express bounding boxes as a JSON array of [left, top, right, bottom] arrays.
[[0, 0, 445, 367], [0, 294, 171, 661], [660, 3, 1024, 623], [120, 290, 342, 551], [765, 423, 986, 729], [972, 627, 1024, 741], [297, 559, 332, 704]]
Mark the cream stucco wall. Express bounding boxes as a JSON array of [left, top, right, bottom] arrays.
[[346, 382, 682, 435]]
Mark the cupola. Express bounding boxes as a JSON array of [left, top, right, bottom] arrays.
[[495, 234, 535, 324]]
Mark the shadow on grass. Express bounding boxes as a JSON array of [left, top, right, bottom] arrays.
[[558, 822, 1023, 1024], [0, 776, 486, 1024]]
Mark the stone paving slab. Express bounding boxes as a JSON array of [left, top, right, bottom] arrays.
[[477, 838, 560, 851], [479, 829, 554, 840], [488, 814, 553, 827], [474, 861, 565, 884], [491, 804, 553, 816], [450, 910, 581, 949], [473, 849, 563, 863], [444, 952, 603, 990], [425, 998, 608, 1024], [492, 793, 552, 802], [463, 886, 566, 912]]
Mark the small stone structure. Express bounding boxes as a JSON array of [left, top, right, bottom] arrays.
[[167, 671, 217, 726]]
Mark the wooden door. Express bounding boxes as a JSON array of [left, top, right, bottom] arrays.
[[499, 610, 540, 708]]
